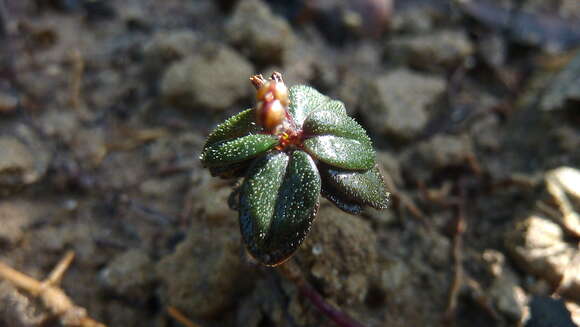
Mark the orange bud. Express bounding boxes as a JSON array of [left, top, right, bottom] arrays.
[[257, 99, 286, 131], [254, 73, 291, 131], [273, 81, 289, 107], [256, 82, 270, 102]]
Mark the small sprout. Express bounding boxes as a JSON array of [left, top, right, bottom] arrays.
[[201, 72, 390, 266]]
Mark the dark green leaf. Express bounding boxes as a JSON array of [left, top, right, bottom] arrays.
[[321, 186, 363, 215], [288, 86, 347, 127], [209, 160, 252, 179], [240, 150, 321, 266], [200, 134, 278, 167], [204, 108, 261, 149], [304, 135, 375, 170], [239, 153, 289, 260], [320, 164, 390, 209], [303, 109, 371, 144]]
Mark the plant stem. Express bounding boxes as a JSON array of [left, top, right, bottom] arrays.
[[277, 260, 366, 327]]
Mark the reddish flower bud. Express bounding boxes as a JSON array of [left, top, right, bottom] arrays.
[[255, 75, 290, 132], [273, 81, 289, 107], [257, 99, 286, 132]]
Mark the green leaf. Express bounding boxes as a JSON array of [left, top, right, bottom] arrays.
[[204, 108, 261, 149], [200, 134, 278, 167], [209, 160, 252, 179], [320, 164, 390, 210], [321, 186, 363, 215], [239, 152, 289, 260], [240, 150, 321, 266], [304, 135, 375, 170], [303, 109, 371, 144], [322, 99, 348, 116], [288, 86, 347, 127]]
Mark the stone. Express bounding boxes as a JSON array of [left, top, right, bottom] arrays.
[[99, 249, 156, 301], [30, 219, 110, 267], [400, 134, 474, 181], [376, 151, 403, 185], [483, 250, 527, 321], [156, 225, 255, 318], [335, 71, 365, 115], [561, 0, 580, 20], [226, 0, 294, 65], [235, 279, 286, 327], [38, 109, 80, 143], [279, 35, 322, 85], [470, 114, 502, 151], [161, 45, 254, 111], [566, 301, 580, 326], [0, 125, 51, 193], [70, 127, 107, 168], [380, 259, 410, 293], [345, 273, 368, 303], [143, 30, 198, 73], [391, 5, 442, 33], [189, 178, 235, 226], [552, 126, 580, 153], [0, 201, 33, 247], [99, 301, 147, 327], [524, 0, 580, 21], [416, 134, 473, 169], [387, 30, 474, 71], [545, 166, 580, 237], [0, 282, 45, 327], [297, 204, 377, 305], [0, 137, 37, 190], [360, 69, 446, 141], [540, 50, 580, 111], [506, 215, 580, 302], [546, 166, 580, 200], [0, 91, 19, 113], [425, 231, 451, 268]]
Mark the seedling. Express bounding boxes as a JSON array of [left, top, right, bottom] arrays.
[[200, 72, 390, 266]]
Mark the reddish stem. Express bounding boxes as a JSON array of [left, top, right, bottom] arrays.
[[277, 261, 366, 327], [298, 283, 366, 327]]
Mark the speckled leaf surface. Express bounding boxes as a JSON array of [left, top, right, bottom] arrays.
[[203, 108, 261, 149], [200, 134, 278, 167], [321, 186, 363, 215], [240, 150, 321, 266], [303, 109, 371, 144], [287, 86, 347, 127], [319, 99, 348, 116], [320, 164, 390, 209], [209, 160, 252, 179], [304, 135, 375, 170], [239, 152, 288, 264]]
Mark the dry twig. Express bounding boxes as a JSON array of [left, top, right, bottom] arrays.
[[166, 306, 201, 327], [179, 186, 196, 227], [442, 179, 469, 325], [382, 173, 428, 225], [69, 49, 84, 111], [0, 251, 106, 327], [442, 200, 466, 324]]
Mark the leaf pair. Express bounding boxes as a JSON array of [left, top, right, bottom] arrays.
[[200, 84, 389, 265]]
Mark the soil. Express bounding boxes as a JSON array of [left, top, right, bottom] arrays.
[[0, 0, 579, 327]]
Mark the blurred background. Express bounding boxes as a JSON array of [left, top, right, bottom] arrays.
[[0, 0, 579, 326]]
